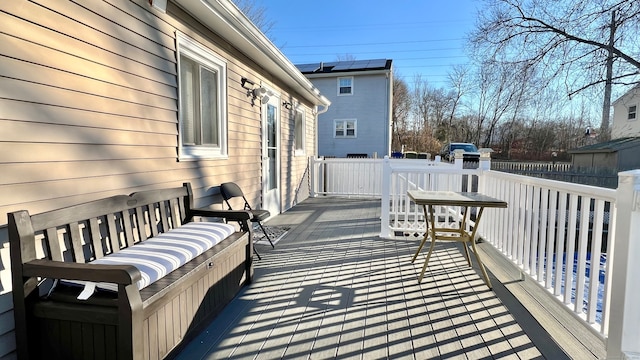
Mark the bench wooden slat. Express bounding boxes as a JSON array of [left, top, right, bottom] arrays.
[[135, 206, 148, 242], [122, 209, 136, 248], [159, 200, 170, 232], [46, 227, 63, 262], [68, 222, 85, 263], [169, 198, 181, 229], [149, 203, 160, 237], [106, 213, 120, 254], [89, 217, 104, 259]]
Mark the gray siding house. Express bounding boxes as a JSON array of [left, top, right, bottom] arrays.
[[297, 60, 393, 158]]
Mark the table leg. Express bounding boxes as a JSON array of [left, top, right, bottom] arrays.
[[418, 205, 438, 283], [469, 207, 492, 289], [460, 206, 472, 267], [411, 205, 430, 263]]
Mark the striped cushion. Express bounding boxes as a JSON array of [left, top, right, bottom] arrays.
[[66, 222, 235, 299]]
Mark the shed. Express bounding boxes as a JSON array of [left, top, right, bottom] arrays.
[[568, 137, 640, 171]]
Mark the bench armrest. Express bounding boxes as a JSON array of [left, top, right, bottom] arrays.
[[23, 259, 141, 285], [190, 208, 251, 222]]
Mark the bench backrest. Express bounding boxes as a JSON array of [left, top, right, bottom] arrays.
[[9, 183, 195, 266]]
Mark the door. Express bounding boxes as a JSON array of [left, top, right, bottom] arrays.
[[262, 94, 281, 215]]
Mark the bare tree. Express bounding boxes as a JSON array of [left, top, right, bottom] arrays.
[[392, 75, 412, 152], [443, 65, 469, 143], [232, 0, 275, 36], [471, 0, 640, 135], [335, 54, 357, 61]]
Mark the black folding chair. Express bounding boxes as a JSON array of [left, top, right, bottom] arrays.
[[220, 182, 275, 259]]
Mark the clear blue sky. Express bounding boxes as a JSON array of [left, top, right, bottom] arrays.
[[261, 1, 480, 88]]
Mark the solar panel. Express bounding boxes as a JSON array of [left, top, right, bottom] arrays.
[[296, 63, 320, 73], [331, 61, 356, 71], [367, 59, 388, 68]]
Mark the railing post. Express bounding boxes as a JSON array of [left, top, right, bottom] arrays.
[[477, 148, 493, 194], [380, 156, 392, 239], [607, 170, 640, 360], [309, 156, 317, 198], [453, 149, 464, 169]]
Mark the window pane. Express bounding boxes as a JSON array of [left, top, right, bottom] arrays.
[[335, 121, 344, 136], [268, 104, 277, 147], [339, 78, 352, 94], [346, 121, 355, 136], [294, 111, 303, 150], [268, 148, 277, 190], [180, 55, 197, 145], [200, 67, 219, 146]]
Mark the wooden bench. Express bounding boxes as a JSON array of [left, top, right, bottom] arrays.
[[8, 183, 253, 360]]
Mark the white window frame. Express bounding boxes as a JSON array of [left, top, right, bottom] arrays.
[[176, 31, 228, 160], [337, 76, 353, 96], [294, 108, 305, 156], [628, 105, 637, 120], [334, 119, 357, 138]]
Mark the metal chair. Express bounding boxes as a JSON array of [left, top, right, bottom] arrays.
[[220, 183, 275, 259]]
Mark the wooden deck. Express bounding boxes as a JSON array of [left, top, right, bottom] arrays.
[[175, 198, 605, 359]]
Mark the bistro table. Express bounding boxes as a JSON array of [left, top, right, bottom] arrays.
[[408, 190, 507, 289]]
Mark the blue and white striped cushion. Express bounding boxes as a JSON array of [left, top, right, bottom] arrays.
[[67, 222, 235, 299]]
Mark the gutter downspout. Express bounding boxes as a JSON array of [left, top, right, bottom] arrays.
[[314, 104, 330, 156]]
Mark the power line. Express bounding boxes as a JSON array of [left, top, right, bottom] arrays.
[[278, 38, 466, 49]]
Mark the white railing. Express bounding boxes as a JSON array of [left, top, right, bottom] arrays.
[[479, 171, 615, 337], [309, 156, 640, 358], [310, 157, 452, 197]]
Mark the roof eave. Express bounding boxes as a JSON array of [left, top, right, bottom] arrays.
[[172, 0, 330, 107]]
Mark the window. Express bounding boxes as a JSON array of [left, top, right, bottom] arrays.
[[629, 105, 637, 120], [338, 77, 353, 95], [334, 119, 357, 138], [294, 109, 305, 155], [177, 32, 227, 160]]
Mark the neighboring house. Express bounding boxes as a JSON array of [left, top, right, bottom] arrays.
[[0, 0, 329, 357], [569, 86, 640, 170], [611, 85, 640, 139], [297, 59, 393, 158]]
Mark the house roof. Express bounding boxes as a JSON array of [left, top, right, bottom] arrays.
[[296, 59, 393, 74], [568, 137, 640, 154], [171, 0, 330, 108], [612, 84, 640, 106]]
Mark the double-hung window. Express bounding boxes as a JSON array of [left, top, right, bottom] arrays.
[[294, 109, 305, 155], [177, 32, 227, 160], [334, 119, 357, 138], [629, 105, 637, 120], [338, 77, 353, 95]]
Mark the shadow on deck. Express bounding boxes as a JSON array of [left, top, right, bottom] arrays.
[[175, 197, 604, 359]]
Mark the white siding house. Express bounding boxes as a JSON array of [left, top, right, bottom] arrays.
[[297, 60, 393, 158], [611, 85, 640, 139]]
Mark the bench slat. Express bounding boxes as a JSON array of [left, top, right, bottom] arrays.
[[89, 217, 104, 259], [46, 227, 63, 262], [169, 198, 181, 229], [68, 222, 85, 263], [106, 213, 120, 254], [159, 201, 170, 232], [122, 210, 136, 248], [135, 206, 148, 242], [149, 203, 160, 237]]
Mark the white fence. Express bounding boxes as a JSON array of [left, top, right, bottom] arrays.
[[309, 156, 640, 359]]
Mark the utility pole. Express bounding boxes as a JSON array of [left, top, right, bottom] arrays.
[[601, 10, 616, 141]]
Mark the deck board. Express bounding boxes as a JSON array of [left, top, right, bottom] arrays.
[[175, 198, 602, 359]]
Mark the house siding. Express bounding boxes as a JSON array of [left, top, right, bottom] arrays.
[[612, 87, 640, 139], [0, 0, 318, 357], [312, 73, 391, 158]]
